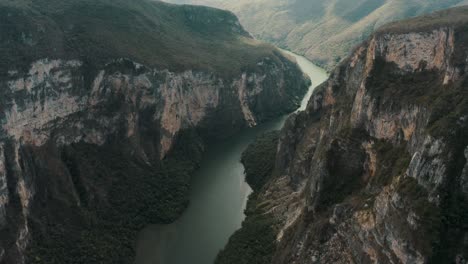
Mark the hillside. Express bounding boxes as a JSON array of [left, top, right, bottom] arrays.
[[0, 1, 309, 263], [0, 0, 287, 76], [217, 6, 468, 264], [163, 0, 467, 70]]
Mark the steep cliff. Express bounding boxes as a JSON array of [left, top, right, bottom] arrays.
[[0, 0, 308, 263], [221, 7, 468, 264]]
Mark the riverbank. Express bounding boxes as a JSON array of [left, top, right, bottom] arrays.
[[135, 50, 328, 264]]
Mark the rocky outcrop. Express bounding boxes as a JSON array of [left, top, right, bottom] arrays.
[[0, 1, 309, 263], [241, 8, 468, 264], [0, 55, 306, 263], [0, 55, 305, 158]]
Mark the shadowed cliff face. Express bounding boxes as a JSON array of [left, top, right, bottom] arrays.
[[0, 1, 309, 263], [235, 7, 468, 264]]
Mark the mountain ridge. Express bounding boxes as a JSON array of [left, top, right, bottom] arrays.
[[0, 0, 287, 77], [162, 0, 468, 70]]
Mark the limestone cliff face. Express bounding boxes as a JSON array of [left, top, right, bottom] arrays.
[[0, 50, 307, 263], [256, 10, 468, 264], [0, 0, 311, 261]]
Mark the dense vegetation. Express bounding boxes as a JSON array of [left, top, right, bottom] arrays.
[[396, 177, 442, 257], [240, 131, 279, 191], [378, 5, 468, 34], [217, 5, 468, 263], [164, 0, 467, 70], [216, 132, 280, 264], [26, 130, 203, 264], [372, 140, 411, 187], [365, 24, 468, 260], [428, 82, 468, 262], [0, 0, 285, 77], [0, 1, 311, 263], [215, 195, 277, 264]]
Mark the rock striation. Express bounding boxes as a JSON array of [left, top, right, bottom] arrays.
[[0, 1, 308, 263], [232, 7, 468, 264]]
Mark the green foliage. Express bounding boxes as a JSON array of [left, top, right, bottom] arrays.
[[427, 84, 468, 140], [215, 212, 277, 264], [215, 132, 280, 264], [430, 106, 468, 262], [241, 131, 280, 191], [335, 0, 386, 23], [26, 130, 203, 264], [187, 0, 467, 70], [396, 177, 442, 257], [372, 140, 411, 187], [367, 59, 443, 105], [432, 192, 468, 263], [377, 6, 468, 35], [319, 131, 367, 208], [0, 0, 283, 77]]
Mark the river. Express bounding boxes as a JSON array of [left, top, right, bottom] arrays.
[[134, 50, 328, 264]]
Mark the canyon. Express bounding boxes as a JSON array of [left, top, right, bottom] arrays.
[[0, 1, 308, 263], [219, 7, 468, 264], [134, 50, 327, 264], [1, 1, 468, 264]]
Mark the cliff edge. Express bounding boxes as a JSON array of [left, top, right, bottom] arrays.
[[0, 0, 309, 263], [221, 7, 468, 264]]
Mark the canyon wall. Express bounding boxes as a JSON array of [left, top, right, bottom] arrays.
[[0, 55, 307, 264], [227, 7, 468, 264], [0, 1, 309, 263]]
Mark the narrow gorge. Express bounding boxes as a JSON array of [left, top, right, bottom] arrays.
[[135, 49, 327, 264], [1, 1, 468, 264], [0, 1, 309, 263]]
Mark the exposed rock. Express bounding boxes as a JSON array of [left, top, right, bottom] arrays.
[[240, 8, 468, 264], [0, 54, 307, 263], [0, 1, 309, 263]]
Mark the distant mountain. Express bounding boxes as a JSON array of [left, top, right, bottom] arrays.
[[163, 0, 468, 70]]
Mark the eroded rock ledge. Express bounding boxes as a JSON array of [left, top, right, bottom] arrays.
[[227, 9, 468, 264], [0, 52, 307, 263]]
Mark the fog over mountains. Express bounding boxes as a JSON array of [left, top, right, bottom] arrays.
[[163, 0, 468, 69]]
